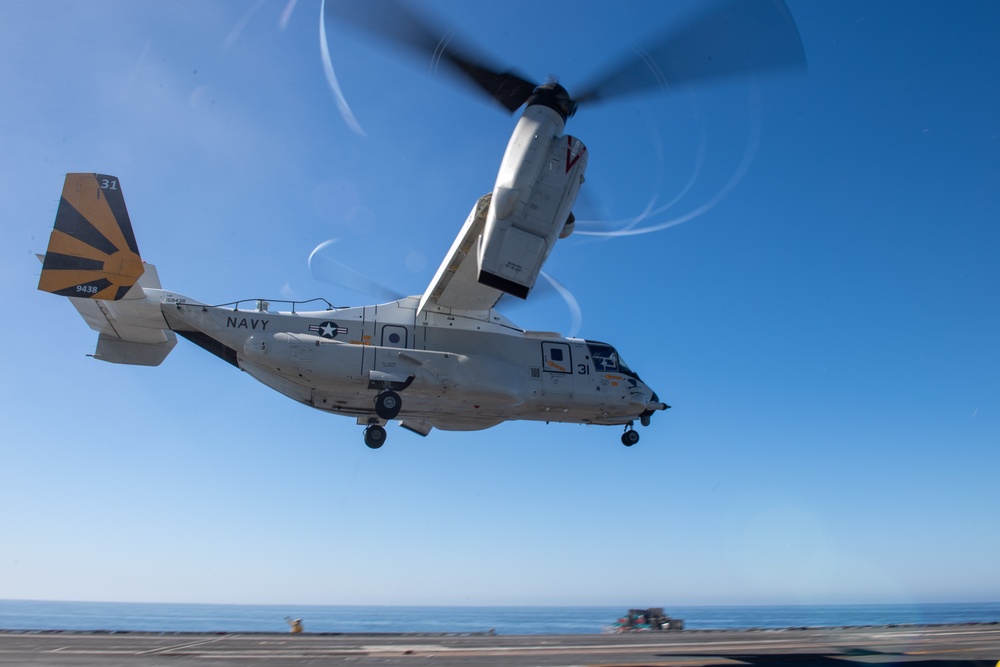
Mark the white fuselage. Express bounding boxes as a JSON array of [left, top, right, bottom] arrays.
[[160, 293, 657, 432]]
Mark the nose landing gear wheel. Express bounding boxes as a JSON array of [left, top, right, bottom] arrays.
[[364, 424, 387, 449], [621, 429, 640, 447], [375, 391, 402, 420]]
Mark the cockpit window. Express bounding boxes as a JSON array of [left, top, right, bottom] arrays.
[[617, 352, 633, 373], [587, 343, 619, 372], [586, 341, 639, 379]]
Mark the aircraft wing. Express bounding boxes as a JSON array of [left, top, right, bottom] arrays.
[[416, 194, 504, 314]]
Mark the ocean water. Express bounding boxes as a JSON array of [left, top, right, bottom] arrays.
[[0, 600, 998, 635]]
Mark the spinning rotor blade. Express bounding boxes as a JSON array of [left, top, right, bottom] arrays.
[[574, 0, 806, 104], [308, 240, 405, 302], [323, 0, 537, 112]]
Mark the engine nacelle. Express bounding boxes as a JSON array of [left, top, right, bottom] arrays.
[[478, 105, 588, 299]]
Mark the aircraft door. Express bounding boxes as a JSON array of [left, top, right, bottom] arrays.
[[373, 324, 410, 379], [541, 341, 573, 397]]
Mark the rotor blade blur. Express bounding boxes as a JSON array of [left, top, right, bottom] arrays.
[[323, 0, 537, 112], [498, 271, 583, 338], [308, 240, 405, 302], [575, 0, 806, 104]]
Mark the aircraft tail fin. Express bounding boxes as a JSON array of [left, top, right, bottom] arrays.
[[38, 173, 145, 301], [38, 173, 177, 366]]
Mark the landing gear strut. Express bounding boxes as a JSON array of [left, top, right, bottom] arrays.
[[364, 423, 387, 449], [621, 423, 640, 447]]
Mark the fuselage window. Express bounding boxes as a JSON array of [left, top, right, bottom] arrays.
[[543, 342, 572, 373]]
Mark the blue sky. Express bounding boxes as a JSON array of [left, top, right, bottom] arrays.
[[1, 0, 998, 608]]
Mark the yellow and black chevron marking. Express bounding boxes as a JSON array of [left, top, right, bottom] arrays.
[[38, 173, 145, 301]]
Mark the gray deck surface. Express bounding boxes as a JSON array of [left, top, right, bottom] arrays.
[[1, 623, 998, 666]]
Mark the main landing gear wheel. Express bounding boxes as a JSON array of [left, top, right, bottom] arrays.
[[621, 429, 640, 447], [375, 391, 402, 420], [364, 424, 387, 449]]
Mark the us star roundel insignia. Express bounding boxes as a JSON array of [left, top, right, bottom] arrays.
[[308, 321, 348, 339]]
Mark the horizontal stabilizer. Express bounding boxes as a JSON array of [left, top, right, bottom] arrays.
[[38, 173, 144, 301], [94, 332, 177, 366], [62, 262, 177, 366]]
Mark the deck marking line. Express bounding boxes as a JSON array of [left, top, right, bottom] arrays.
[[136, 634, 236, 655]]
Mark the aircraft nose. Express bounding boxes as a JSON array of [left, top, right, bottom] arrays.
[[639, 391, 670, 426], [644, 399, 670, 412]]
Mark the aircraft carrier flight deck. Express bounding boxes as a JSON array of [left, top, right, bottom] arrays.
[[1, 623, 998, 666]]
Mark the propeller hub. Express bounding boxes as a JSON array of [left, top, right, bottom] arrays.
[[526, 82, 577, 121]]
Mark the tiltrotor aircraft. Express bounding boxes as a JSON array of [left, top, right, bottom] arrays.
[[37, 0, 804, 448]]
